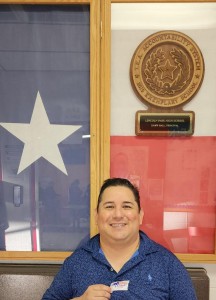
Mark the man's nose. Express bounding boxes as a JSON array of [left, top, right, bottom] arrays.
[[113, 207, 123, 218]]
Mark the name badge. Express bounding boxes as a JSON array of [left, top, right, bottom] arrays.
[[110, 280, 129, 292]]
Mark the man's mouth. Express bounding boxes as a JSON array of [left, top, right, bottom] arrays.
[[110, 223, 126, 227]]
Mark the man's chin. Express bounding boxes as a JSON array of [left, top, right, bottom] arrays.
[[108, 233, 129, 243]]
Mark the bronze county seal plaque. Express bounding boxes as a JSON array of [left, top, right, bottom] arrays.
[[130, 30, 204, 136]]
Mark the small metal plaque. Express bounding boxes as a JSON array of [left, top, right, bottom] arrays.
[[136, 111, 194, 136]]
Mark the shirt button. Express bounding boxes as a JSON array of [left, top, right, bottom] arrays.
[[110, 267, 114, 271]]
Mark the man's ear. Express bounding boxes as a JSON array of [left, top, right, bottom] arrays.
[[139, 208, 144, 225], [94, 208, 98, 225]]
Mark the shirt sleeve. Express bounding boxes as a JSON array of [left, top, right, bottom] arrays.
[[168, 255, 198, 300], [41, 256, 74, 300]]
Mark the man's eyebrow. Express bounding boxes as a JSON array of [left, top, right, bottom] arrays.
[[102, 201, 114, 205], [122, 201, 135, 205], [102, 200, 135, 206]]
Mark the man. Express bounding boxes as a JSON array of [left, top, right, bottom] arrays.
[[42, 178, 197, 300]]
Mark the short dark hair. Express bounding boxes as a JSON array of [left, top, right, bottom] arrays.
[[97, 177, 141, 211]]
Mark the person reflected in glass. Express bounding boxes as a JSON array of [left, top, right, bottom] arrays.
[[69, 179, 83, 229], [39, 178, 60, 226], [42, 177, 197, 300]]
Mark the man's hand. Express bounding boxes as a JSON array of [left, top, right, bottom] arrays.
[[72, 284, 112, 299]]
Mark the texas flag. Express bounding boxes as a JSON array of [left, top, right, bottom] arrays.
[[110, 4, 216, 254]]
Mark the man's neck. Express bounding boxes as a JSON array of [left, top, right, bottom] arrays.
[[100, 235, 140, 272], [101, 235, 140, 251]]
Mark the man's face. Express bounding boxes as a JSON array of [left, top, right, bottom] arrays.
[[95, 186, 143, 244]]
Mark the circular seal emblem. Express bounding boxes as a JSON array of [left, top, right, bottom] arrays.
[[130, 30, 204, 108]]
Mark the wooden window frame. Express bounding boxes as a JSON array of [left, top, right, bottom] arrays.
[[0, 0, 215, 264]]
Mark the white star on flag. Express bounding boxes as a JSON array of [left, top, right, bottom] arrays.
[[0, 91, 82, 175]]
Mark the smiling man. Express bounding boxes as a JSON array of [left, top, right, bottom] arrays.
[[95, 179, 144, 275], [42, 178, 197, 300]]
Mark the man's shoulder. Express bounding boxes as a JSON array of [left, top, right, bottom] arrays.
[[67, 234, 100, 257], [62, 234, 100, 269], [139, 230, 180, 262]]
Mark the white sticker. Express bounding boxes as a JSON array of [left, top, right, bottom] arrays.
[[110, 280, 129, 292]]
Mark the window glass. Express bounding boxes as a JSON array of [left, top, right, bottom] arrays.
[[0, 4, 90, 251], [111, 3, 216, 254]]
